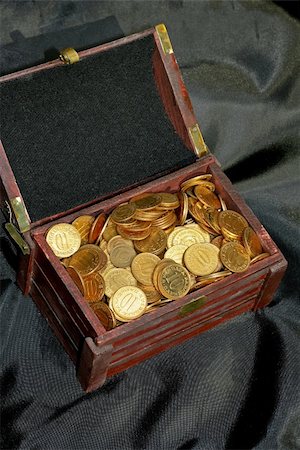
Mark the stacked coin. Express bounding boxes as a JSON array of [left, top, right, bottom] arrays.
[[45, 173, 269, 330]]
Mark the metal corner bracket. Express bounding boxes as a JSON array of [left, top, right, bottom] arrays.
[[188, 124, 209, 158], [155, 24, 174, 55]]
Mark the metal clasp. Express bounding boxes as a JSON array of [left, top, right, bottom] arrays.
[[179, 295, 207, 317], [59, 48, 80, 65]]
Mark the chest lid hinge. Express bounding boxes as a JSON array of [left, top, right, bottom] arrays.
[[188, 124, 208, 158], [4, 199, 30, 255]]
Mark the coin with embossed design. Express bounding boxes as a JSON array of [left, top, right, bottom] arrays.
[[104, 268, 137, 297], [134, 228, 167, 255], [69, 244, 107, 276], [184, 243, 219, 276], [131, 253, 160, 285], [110, 286, 147, 321], [158, 263, 190, 299], [111, 203, 136, 224], [46, 223, 81, 258], [164, 244, 188, 265], [72, 215, 95, 245], [66, 267, 85, 296], [219, 210, 248, 239], [91, 301, 116, 330], [242, 227, 262, 258], [134, 194, 162, 210], [83, 272, 105, 302], [110, 244, 136, 268], [220, 242, 250, 273]]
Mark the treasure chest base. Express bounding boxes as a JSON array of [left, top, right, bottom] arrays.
[[0, 27, 287, 392]]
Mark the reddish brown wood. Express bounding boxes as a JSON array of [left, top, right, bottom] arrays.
[[110, 283, 263, 365], [0, 142, 31, 218], [253, 259, 287, 310], [107, 300, 255, 378], [33, 233, 106, 337], [77, 337, 113, 392], [31, 281, 79, 363]]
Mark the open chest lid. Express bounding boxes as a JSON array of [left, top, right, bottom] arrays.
[[0, 24, 208, 233]]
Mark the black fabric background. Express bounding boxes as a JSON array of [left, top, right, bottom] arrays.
[[0, 35, 196, 222], [0, 2, 299, 449]]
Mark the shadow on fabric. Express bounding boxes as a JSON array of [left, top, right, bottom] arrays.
[[225, 314, 284, 449]]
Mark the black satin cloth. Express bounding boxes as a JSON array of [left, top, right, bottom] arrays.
[[1, 2, 299, 449]]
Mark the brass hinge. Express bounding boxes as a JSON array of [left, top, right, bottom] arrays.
[[5, 223, 30, 255], [4, 200, 30, 255], [179, 295, 207, 317], [59, 47, 80, 65], [155, 24, 173, 55], [10, 197, 30, 233], [188, 124, 208, 158]]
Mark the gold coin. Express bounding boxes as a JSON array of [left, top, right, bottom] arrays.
[[164, 244, 188, 265], [158, 263, 190, 299], [83, 272, 105, 303], [102, 218, 118, 242], [184, 243, 219, 276], [61, 257, 71, 267], [91, 301, 116, 330], [104, 268, 137, 297], [167, 226, 185, 248], [152, 259, 174, 291], [137, 283, 162, 304], [204, 208, 221, 234], [72, 215, 94, 245], [131, 253, 160, 285], [242, 227, 263, 258], [219, 195, 227, 211], [181, 174, 213, 192], [107, 235, 134, 253], [193, 180, 215, 191], [66, 267, 85, 296], [197, 270, 232, 281], [152, 211, 177, 230], [134, 228, 167, 255], [99, 239, 107, 251], [184, 223, 211, 242], [194, 186, 221, 210], [117, 224, 152, 241], [172, 227, 210, 247], [110, 286, 147, 321], [134, 194, 162, 210], [219, 210, 248, 239], [159, 192, 180, 209], [89, 213, 106, 243], [46, 223, 81, 258], [211, 235, 223, 248], [69, 244, 107, 276], [134, 209, 165, 221], [177, 191, 189, 225], [220, 242, 251, 273], [110, 245, 137, 268], [250, 252, 270, 265], [111, 203, 136, 224]]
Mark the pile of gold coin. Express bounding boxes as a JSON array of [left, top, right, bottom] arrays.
[[45, 173, 269, 330]]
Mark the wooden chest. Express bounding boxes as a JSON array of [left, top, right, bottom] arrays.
[[0, 25, 287, 392]]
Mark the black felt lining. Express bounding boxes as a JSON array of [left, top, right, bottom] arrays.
[[0, 35, 196, 222]]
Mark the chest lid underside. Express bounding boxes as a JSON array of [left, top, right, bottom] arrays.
[[0, 26, 207, 229]]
